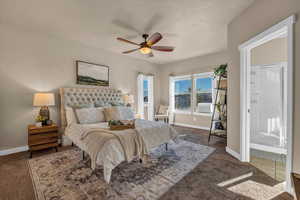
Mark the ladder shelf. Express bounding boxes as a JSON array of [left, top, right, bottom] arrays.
[[208, 74, 227, 143]]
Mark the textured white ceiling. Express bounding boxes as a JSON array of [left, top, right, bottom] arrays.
[[0, 0, 254, 64]]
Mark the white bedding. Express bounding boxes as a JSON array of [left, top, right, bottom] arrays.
[[65, 120, 178, 183]]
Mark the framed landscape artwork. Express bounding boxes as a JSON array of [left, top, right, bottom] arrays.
[[76, 61, 109, 86]]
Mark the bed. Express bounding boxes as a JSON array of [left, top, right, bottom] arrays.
[[60, 87, 178, 183]]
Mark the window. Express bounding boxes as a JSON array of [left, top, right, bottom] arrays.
[[174, 78, 192, 111], [143, 79, 148, 103], [170, 72, 214, 115], [195, 77, 213, 113]]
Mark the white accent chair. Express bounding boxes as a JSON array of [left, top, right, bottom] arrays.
[[154, 105, 169, 123]]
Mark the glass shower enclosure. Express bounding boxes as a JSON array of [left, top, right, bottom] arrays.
[[250, 63, 287, 155]]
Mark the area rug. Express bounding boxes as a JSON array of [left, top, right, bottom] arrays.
[[28, 139, 215, 200]]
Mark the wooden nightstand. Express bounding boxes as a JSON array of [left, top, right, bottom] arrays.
[[28, 124, 59, 158]]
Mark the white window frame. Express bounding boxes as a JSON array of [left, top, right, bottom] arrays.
[[143, 79, 149, 104], [193, 72, 214, 116], [170, 72, 214, 116], [172, 75, 192, 114]]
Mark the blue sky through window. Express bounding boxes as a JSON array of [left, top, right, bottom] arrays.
[[175, 80, 192, 94], [196, 77, 212, 92], [143, 80, 148, 97], [175, 78, 212, 94]]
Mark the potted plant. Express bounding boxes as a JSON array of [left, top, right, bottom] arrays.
[[214, 64, 228, 78], [35, 115, 47, 126]]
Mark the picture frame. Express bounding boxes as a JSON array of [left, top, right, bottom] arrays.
[[76, 60, 109, 87]]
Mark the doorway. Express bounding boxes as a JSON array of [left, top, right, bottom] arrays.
[[250, 62, 287, 182], [239, 16, 295, 193], [137, 73, 154, 120]]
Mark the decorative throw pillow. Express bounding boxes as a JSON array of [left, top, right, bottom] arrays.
[[104, 106, 135, 121], [72, 103, 94, 109], [110, 102, 125, 106], [118, 106, 135, 120], [75, 107, 106, 124], [95, 101, 111, 107], [103, 107, 122, 121], [70, 103, 94, 123]]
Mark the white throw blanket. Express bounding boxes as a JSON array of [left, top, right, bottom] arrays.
[[135, 119, 178, 152], [65, 119, 178, 183], [80, 127, 146, 170]]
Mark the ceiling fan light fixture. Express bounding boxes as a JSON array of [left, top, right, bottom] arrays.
[[117, 32, 174, 57], [140, 47, 152, 54]]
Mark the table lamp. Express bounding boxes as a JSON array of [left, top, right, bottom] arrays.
[[123, 94, 134, 107], [33, 93, 55, 123]]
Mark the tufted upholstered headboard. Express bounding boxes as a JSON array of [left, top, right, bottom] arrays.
[[60, 87, 124, 129]]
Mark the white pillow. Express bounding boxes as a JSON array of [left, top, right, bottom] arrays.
[[95, 107, 106, 122], [65, 107, 77, 126], [75, 107, 106, 124]]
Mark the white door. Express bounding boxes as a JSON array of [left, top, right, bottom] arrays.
[[137, 74, 154, 120], [147, 76, 154, 121]]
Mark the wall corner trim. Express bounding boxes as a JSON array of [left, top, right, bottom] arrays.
[[239, 15, 296, 50], [226, 146, 241, 161], [0, 146, 29, 156]]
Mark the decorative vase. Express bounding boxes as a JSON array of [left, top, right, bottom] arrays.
[[42, 120, 47, 126]]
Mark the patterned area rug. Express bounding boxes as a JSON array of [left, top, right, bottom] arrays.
[[28, 139, 215, 200]]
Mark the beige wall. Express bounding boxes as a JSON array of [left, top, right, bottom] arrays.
[[0, 23, 159, 151], [251, 37, 287, 66], [227, 0, 300, 173], [158, 51, 228, 128], [173, 114, 211, 128]]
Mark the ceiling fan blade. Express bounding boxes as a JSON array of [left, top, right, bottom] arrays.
[[151, 46, 175, 52], [117, 37, 140, 46], [122, 48, 140, 54], [124, 34, 140, 40], [144, 14, 162, 33], [147, 32, 162, 46], [112, 19, 142, 35]]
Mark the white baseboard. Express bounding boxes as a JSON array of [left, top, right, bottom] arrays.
[[226, 147, 241, 161], [0, 146, 29, 156], [173, 122, 210, 130], [250, 143, 287, 155]]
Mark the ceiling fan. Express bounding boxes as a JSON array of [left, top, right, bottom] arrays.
[[117, 32, 175, 57]]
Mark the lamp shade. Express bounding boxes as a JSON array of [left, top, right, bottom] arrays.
[[123, 94, 134, 104], [33, 93, 55, 106]]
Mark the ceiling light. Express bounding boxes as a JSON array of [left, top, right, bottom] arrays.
[[140, 47, 151, 54]]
